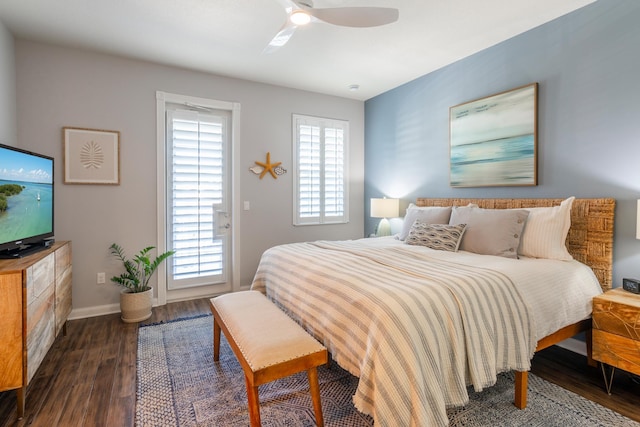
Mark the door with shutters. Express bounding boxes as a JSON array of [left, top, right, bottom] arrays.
[[165, 106, 231, 291]]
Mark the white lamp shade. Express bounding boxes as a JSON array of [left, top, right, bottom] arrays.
[[637, 199, 640, 240], [370, 198, 399, 218]]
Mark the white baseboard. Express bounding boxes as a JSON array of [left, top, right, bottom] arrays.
[[69, 297, 162, 320], [68, 303, 121, 320], [67, 287, 250, 320], [555, 337, 587, 356]]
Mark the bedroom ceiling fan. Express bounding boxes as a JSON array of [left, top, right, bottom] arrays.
[[264, 0, 399, 53]]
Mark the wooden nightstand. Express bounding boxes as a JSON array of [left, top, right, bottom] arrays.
[[592, 288, 640, 394]]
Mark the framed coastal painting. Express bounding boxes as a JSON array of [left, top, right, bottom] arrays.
[[449, 83, 538, 187], [63, 127, 120, 185]]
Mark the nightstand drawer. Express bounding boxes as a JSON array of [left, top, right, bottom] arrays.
[[593, 294, 640, 341], [592, 329, 640, 376]]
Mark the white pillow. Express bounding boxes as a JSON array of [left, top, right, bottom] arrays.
[[518, 197, 575, 260], [397, 204, 452, 241]]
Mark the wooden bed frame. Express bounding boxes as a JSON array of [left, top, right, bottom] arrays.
[[415, 198, 616, 408]]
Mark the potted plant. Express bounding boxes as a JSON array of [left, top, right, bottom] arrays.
[[109, 243, 175, 323]]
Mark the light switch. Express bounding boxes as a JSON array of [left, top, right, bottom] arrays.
[[243, 201, 250, 211]]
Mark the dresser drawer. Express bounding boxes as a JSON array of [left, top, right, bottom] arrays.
[[25, 253, 56, 383], [0, 272, 23, 390], [55, 242, 73, 335]]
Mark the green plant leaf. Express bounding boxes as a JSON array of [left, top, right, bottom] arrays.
[[109, 243, 175, 293]]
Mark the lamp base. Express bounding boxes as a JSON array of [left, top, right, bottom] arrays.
[[376, 218, 391, 237]]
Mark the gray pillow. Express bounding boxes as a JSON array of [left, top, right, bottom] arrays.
[[397, 204, 452, 241], [405, 222, 467, 252], [449, 206, 529, 259]]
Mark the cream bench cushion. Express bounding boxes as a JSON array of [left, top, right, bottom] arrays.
[[209, 290, 327, 426]]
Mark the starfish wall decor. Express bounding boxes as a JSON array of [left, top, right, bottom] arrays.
[[251, 152, 286, 179]]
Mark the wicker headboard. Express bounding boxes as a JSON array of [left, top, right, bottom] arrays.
[[415, 198, 616, 291]]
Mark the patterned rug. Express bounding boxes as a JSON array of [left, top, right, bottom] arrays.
[[136, 315, 638, 427]]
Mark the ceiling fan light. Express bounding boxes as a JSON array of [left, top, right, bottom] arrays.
[[290, 10, 311, 26]]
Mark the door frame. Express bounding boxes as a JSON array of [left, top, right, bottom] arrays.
[[155, 91, 241, 305]]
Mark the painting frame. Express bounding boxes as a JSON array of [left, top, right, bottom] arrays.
[[63, 127, 120, 185], [449, 83, 538, 188]]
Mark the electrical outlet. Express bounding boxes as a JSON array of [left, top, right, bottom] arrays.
[[97, 272, 106, 284]]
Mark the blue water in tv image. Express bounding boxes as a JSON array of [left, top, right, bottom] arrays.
[[0, 146, 54, 245]]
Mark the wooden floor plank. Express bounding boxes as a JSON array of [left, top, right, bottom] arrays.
[[1, 297, 638, 427], [28, 349, 83, 427], [83, 356, 117, 427], [54, 346, 103, 427], [106, 323, 137, 424]]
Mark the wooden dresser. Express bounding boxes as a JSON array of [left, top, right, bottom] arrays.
[[592, 287, 640, 393], [0, 241, 72, 418]]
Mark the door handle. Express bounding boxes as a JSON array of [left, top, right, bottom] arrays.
[[213, 209, 231, 238]]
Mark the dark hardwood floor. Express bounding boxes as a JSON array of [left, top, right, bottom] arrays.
[[1, 298, 639, 426]]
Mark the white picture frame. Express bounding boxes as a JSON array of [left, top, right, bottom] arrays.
[[63, 127, 120, 185]]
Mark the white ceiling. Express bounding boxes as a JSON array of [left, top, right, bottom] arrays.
[[0, 0, 595, 101]]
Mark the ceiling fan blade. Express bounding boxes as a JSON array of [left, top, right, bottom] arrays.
[[263, 21, 298, 54], [273, 0, 297, 12], [308, 7, 398, 28]]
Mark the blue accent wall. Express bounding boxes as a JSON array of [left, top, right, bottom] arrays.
[[365, 0, 640, 287]]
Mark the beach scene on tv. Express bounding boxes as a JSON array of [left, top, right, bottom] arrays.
[[0, 146, 53, 245]]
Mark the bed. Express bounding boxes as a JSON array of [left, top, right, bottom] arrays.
[[251, 198, 615, 427]]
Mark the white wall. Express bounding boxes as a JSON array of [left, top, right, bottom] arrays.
[[0, 20, 16, 147], [15, 40, 365, 316]]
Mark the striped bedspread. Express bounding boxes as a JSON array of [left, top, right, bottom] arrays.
[[251, 239, 537, 427]]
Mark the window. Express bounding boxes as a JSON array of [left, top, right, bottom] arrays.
[[293, 114, 349, 225]]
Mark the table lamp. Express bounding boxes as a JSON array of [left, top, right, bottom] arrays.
[[371, 197, 399, 237]]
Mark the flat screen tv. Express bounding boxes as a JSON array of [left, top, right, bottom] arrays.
[[0, 144, 54, 258]]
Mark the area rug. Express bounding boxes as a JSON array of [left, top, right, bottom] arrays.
[[136, 315, 638, 427]]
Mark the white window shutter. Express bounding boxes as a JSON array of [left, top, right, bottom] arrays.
[[293, 114, 349, 225]]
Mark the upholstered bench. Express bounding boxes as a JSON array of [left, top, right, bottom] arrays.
[[209, 290, 328, 427]]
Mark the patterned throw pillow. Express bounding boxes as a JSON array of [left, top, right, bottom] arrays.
[[405, 221, 467, 252], [397, 205, 452, 241]]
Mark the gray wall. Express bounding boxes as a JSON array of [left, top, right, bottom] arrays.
[[0, 20, 16, 147], [14, 40, 364, 316], [365, 0, 640, 287]]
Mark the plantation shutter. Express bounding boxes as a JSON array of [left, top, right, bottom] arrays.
[[293, 114, 348, 225], [166, 107, 229, 289], [298, 122, 321, 219], [324, 126, 345, 218]]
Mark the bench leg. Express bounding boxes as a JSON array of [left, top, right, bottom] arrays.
[[307, 367, 324, 427], [213, 318, 221, 362], [514, 370, 528, 409], [245, 375, 261, 427]]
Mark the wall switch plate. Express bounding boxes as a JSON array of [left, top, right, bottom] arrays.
[[243, 201, 250, 211], [97, 272, 106, 284]]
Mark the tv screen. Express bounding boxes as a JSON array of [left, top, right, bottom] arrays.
[[0, 144, 54, 257]]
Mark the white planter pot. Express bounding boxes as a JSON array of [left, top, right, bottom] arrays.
[[120, 287, 153, 323]]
